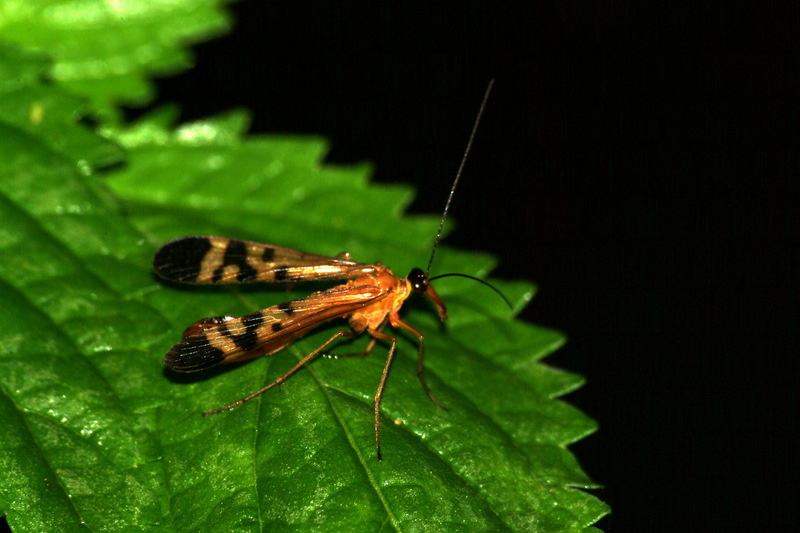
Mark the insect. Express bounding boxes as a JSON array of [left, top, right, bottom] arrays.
[[154, 81, 503, 459]]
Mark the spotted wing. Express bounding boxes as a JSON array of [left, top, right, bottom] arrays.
[[154, 236, 377, 284], [163, 283, 390, 371]]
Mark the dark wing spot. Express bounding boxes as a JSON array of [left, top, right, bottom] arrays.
[[154, 237, 212, 282], [243, 311, 265, 328], [277, 301, 294, 315], [262, 247, 275, 262], [228, 312, 265, 352], [271, 322, 283, 332], [211, 239, 259, 283], [239, 312, 266, 351], [211, 265, 225, 284], [218, 323, 234, 338], [226, 240, 259, 282], [273, 267, 290, 281], [232, 330, 260, 352], [164, 337, 226, 371]]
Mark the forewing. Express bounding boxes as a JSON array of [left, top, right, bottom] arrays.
[[153, 236, 377, 284], [163, 284, 390, 371]]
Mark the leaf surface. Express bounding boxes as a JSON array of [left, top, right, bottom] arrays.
[[0, 0, 232, 117], [0, 2, 608, 531], [0, 45, 167, 532]]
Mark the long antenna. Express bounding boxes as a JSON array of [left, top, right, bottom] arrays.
[[426, 79, 495, 275]]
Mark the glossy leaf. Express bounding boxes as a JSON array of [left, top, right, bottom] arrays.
[[0, 0, 232, 117], [0, 3, 608, 531]]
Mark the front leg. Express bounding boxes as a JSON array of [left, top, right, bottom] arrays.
[[390, 314, 449, 412]]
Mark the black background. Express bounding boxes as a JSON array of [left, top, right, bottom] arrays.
[[137, 2, 797, 531]]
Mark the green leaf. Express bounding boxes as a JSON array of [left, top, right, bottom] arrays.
[[0, 3, 608, 531], [0, 45, 168, 531], [105, 111, 608, 531], [0, 43, 123, 170], [0, 0, 232, 117]]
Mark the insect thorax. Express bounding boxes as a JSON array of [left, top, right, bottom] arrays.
[[346, 268, 409, 332]]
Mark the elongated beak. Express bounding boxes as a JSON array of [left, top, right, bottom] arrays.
[[424, 284, 448, 321]]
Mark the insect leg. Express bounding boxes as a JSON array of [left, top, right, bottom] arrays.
[[323, 319, 387, 359], [322, 337, 378, 359], [393, 317, 449, 412], [203, 329, 357, 416], [367, 328, 398, 461]]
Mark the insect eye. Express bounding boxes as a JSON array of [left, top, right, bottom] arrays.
[[407, 267, 428, 292]]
